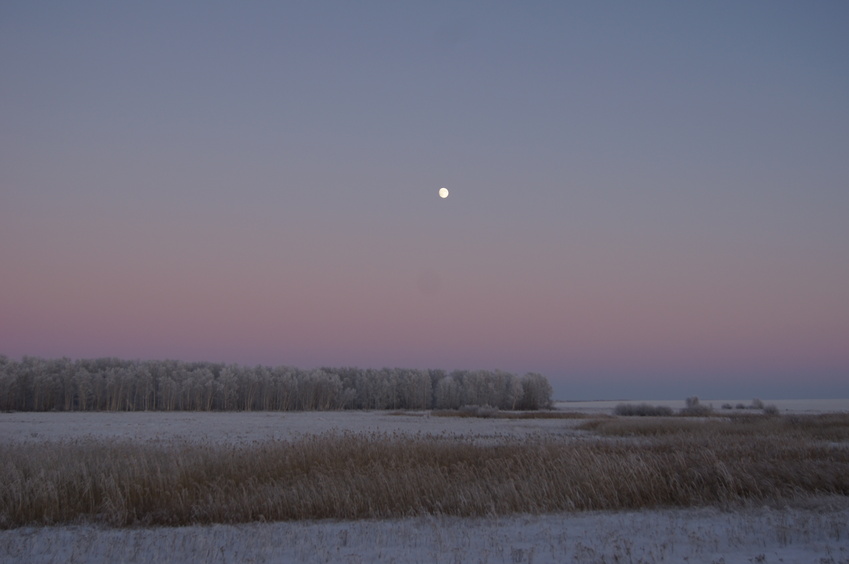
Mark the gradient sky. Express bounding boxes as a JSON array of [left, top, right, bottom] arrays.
[[2, 1, 848, 400]]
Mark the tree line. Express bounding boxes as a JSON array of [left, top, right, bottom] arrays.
[[0, 356, 553, 412]]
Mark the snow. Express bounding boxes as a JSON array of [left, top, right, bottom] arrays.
[[0, 410, 584, 445], [2, 501, 848, 563], [3, 398, 847, 445]]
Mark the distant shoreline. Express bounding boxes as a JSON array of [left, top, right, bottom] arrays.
[[555, 398, 849, 414]]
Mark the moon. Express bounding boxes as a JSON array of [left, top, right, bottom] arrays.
[[438, 187, 449, 199]]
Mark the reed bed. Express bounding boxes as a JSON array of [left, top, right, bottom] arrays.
[[430, 408, 594, 419], [578, 412, 849, 441], [2, 415, 848, 529]]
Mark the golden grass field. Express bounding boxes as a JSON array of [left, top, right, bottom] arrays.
[[3, 412, 847, 529]]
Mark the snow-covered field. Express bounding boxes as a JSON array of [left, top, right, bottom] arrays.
[[4, 398, 846, 445], [2, 401, 848, 563], [3, 499, 848, 564], [0, 410, 586, 445]]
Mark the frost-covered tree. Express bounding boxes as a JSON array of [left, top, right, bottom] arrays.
[[0, 355, 554, 413], [435, 375, 462, 409], [518, 372, 553, 410]]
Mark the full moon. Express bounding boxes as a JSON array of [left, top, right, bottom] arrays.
[[438, 187, 449, 199]]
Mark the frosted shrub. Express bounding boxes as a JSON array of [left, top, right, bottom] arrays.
[[456, 405, 500, 418], [680, 396, 713, 416], [475, 405, 499, 418], [517, 373, 553, 410]]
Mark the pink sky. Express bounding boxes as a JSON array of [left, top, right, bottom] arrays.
[[2, 2, 848, 399]]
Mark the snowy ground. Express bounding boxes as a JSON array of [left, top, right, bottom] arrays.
[[3, 398, 847, 445], [0, 410, 583, 445], [2, 401, 848, 563], [3, 500, 848, 564]]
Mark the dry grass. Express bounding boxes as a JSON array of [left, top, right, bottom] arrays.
[[430, 408, 595, 419], [613, 403, 674, 417], [578, 412, 849, 441], [2, 414, 848, 529], [498, 410, 597, 420]]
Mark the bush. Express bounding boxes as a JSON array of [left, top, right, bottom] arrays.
[[680, 397, 713, 416], [458, 404, 500, 418], [613, 403, 674, 417], [680, 405, 713, 416]]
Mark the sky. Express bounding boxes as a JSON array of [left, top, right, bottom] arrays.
[[2, 1, 848, 400]]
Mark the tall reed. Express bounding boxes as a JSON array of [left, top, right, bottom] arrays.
[[2, 416, 848, 529]]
